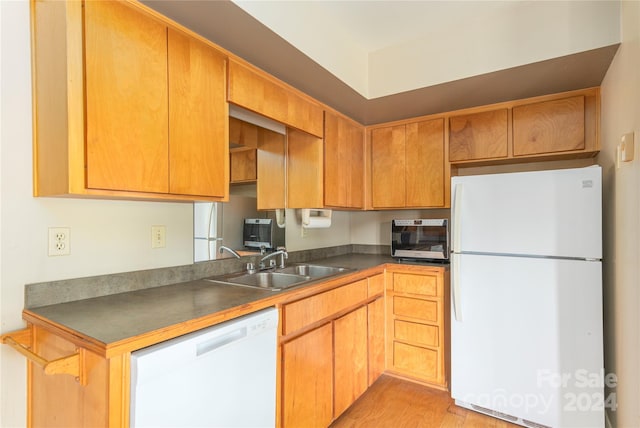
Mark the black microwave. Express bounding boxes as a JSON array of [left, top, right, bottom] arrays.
[[391, 219, 449, 261]]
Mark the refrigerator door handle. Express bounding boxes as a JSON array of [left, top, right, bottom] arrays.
[[452, 183, 463, 253], [452, 253, 463, 321]]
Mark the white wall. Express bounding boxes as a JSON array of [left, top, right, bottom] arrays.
[[350, 209, 450, 246], [599, 1, 640, 426], [0, 2, 194, 426], [285, 209, 351, 251]]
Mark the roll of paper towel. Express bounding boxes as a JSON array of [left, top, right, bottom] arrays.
[[301, 209, 332, 229]]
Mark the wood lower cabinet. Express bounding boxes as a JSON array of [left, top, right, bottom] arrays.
[[386, 266, 448, 389], [281, 323, 333, 428], [32, 0, 228, 201], [371, 118, 445, 209], [333, 306, 368, 417], [279, 276, 384, 426]]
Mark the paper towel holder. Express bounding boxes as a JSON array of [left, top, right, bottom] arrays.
[[300, 208, 332, 229]]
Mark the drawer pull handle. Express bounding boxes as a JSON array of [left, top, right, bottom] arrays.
[[1, 329, 85, 384]]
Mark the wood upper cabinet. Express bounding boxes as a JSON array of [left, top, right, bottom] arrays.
[[449, 89, 599, 165], [84, 0, 169, 194], [32, 0, 228, 201], [167, 28, 228, 197], [228, 59, 324, 138], [449, 109, 508, 162], [229, 117, 258, 183], [513, 95, 586, 156], [287, 128, 324, 208], [257, 128, 286, 210], [371, 118, 445, 209], [386, 266, 448, 389], [324, 111, 365, 209]]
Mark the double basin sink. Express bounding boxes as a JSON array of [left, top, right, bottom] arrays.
[[205, 264, 353, 291]]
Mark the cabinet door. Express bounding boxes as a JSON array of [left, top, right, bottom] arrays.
[[334, 306, 368, 417], [324, 111, 364, 209], [84, 1, 169, 193], [371, 125, 406, 208], [230, 150, 257, 183], [449, 109, 508, 162], [287, 128, 324, 208], [168, 29, 228, 197], [405, 119, 444, 207], [513, 95, 585, 156], [281, 324, 333, 428], [257, 128, 286, 210]]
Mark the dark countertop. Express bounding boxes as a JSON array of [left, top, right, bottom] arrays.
[[25, 254, 450, 349], [26, 254, 400, 348]]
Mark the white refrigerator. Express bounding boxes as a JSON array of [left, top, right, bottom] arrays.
[[450, 166, 604, 428]]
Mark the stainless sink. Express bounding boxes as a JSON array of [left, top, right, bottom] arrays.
[[205, 263, 353, 291], [276, 264, 351, 278]]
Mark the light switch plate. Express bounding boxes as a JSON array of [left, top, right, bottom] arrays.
[[620, 132, 635, 162]]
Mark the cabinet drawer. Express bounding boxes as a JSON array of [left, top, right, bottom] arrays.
[[394, 320, 439, 347], [393, 341, 438, 380], [283, 280, 367, 334], [393, 273, 438, 297], [393, 296, 438, 323]]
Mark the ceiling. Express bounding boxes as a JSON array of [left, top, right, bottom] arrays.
[[142, 0, 620, 125]]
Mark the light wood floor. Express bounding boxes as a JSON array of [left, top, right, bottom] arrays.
[[330, 375, 521, 428]]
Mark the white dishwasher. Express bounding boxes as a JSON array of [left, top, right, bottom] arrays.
[[130, 307, 278, 428]]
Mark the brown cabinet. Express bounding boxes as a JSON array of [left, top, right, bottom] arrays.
[[228, 59, 324, 138], [324, 111, 365, 209], [229, 117, 258, 183], [279, 277, 381, 425], [287, 128, 324, 208], [449, 89, 599, 165], [513, 95, 586, 156], [386, 267, 448, 389], [371, 118, 445, 208], [449, 109, 508, 162], [33, 0, 228, 201], [256, 128, 286, 210], [281, 323, 333, 428]]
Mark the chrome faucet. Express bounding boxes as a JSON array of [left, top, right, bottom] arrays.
[[260, 248, 288, 269], [219, 245, 241, 259]]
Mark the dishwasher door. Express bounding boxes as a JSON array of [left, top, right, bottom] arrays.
[[130, 307, 278, 427]]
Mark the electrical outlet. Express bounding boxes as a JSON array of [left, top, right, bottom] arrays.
[[152, 225, 166, 248], [48, 227, 70, 256]]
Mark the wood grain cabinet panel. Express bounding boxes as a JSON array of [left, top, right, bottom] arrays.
[[393, 273, 438, 296], [256, 128, 286, 210], [393, 296, 438, 323], [324, 111, 365, 209], [167, 28, 227, 197], [393, 342, 438, 380], [334, 306, 368, 418], [371, 119, 445, 209], [513, 95, 585, 156], [281, 324, 333, 428], [287, 128, 324, 208], [230, 149, 257, 183], [386, 266, 448, 389], [368, 297, 386, 386], [33, 0, 228, 201], [282, 280, 367, 334], [228, 59, 324, 137], [449, 109, 508, 162], [84, 0, 169, 193]]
